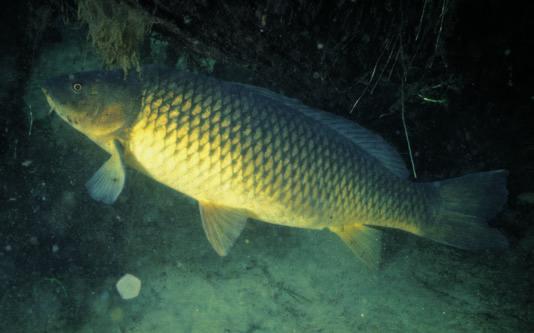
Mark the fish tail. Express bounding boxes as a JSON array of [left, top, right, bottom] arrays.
[[421, 170, 509, 250]]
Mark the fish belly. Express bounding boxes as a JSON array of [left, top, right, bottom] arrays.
[[128, 116, 318, 228]]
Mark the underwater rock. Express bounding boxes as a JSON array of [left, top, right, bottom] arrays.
[[116, 273, 141, 300]]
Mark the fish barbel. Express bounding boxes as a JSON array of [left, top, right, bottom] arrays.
[[42, 66, 508, 267]]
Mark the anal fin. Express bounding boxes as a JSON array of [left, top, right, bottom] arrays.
[[329, 225, 383, 269], [199, 202, 248, 256]]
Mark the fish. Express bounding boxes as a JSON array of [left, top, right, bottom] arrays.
[[42, 66, 509, 268]]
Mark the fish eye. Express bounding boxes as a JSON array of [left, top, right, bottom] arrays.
[[72, 83, 82, 93]]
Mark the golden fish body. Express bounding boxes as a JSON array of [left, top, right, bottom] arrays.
[[43, 67, 509, 266], [128, 71, 426, 231]]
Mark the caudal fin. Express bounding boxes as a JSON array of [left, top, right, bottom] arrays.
[[421, 170, 509, 250]]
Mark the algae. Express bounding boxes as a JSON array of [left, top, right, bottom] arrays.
[[76, 0, 152, 74]]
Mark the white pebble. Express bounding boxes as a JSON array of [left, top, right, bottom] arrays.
[[116, 274, 141, 300]]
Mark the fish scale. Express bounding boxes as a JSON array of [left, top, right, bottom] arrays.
[[127, 70, 425, 230], [43, 66, 509, 264]]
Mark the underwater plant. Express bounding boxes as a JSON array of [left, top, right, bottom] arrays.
[[76, 0, 152, 74]]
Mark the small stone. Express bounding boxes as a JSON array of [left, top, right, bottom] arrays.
[[116, 274, 141, 300]]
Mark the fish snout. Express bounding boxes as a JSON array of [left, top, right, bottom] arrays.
[[41, 86, 56, 115]]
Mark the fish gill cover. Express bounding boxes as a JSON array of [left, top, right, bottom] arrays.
[[1, 0, 533, 332]]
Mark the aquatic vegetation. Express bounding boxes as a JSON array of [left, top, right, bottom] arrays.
[[76, 0, 152, 74]]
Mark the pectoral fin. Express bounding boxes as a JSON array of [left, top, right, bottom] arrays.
[[330, 225, 383, 269], [85, 140, 125, 204], [199, 202, 248, 256]]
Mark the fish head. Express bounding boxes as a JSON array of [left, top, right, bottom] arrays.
[[42, 70, 140, 142]]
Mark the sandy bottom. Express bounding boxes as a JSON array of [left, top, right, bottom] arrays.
[[67, 181, 528, 333]]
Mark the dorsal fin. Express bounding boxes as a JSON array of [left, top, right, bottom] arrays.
[[232, 82, 409, 178]]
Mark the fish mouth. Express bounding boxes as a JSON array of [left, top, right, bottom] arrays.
[[41, 85, 83, 129], [41, 88, 57, 116], [41, 90, 81, 127]]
